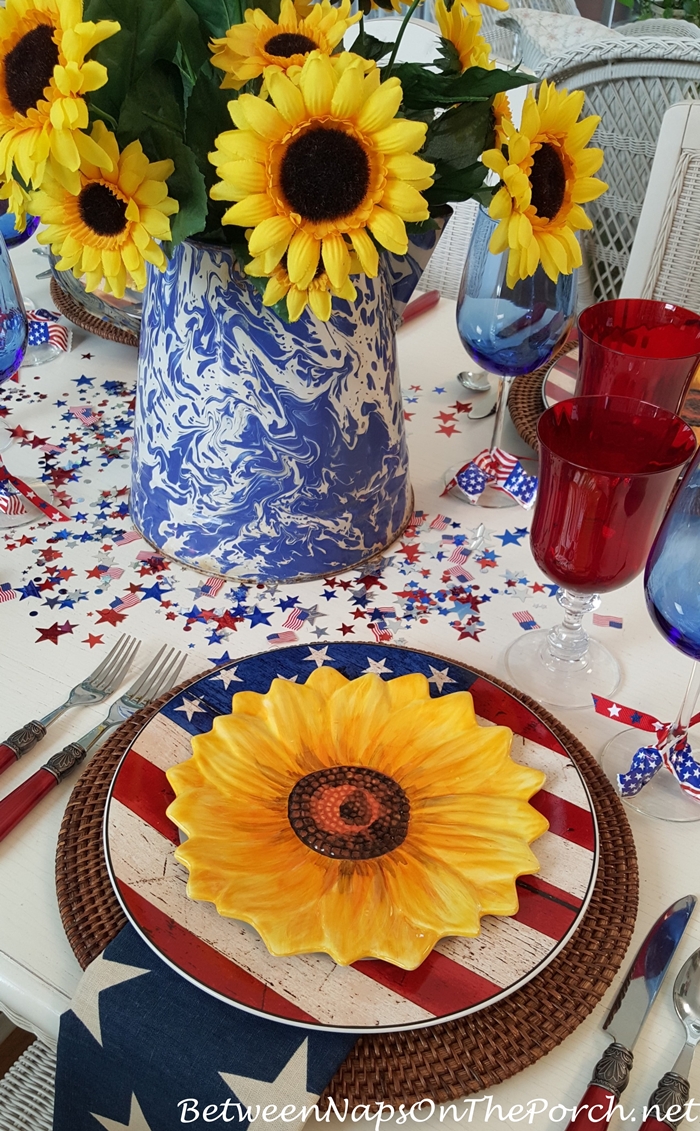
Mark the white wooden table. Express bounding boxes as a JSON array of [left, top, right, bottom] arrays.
[[0, 237, 699, 1129]]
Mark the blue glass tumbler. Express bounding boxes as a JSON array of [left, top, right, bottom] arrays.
[[601, 447, 700, 821], [451, 207, 577, 507], [0, 231, 26, 385]]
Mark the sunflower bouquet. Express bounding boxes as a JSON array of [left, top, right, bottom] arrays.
[[0, 0, 536, 322]]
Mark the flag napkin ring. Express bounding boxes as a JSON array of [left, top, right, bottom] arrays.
[[592, 694, 700, 800], [443, 448, 538, 508]]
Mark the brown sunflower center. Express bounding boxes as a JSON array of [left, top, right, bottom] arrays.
[[288, 765, 410, 859], [529, 142, 566, 221], [78, 182, 128, 237], [280, 126, 370, 223], [4, 24, 58, 116], [265, 32, 318, 57]]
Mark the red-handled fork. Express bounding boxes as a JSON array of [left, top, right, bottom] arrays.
[[0, 645, 186, 843], [0, 634, 140, 775]]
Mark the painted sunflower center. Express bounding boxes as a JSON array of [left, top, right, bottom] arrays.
[[529, 142, 566, 221], [280, 127, 370, 222], [288, 765, 410, 859], [78, 182, 128, 237], [4, 24, 58, 116], [265, 32, 318, 57]]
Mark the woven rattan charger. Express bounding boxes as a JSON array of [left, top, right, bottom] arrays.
[[56, 667, 638, 1108]]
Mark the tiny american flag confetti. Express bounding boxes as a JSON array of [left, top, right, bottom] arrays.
[[513, 610, 540, 630], [70, 405, 100, 426], [202, 576, 226, 598], [114, 531, 142, 546], [369, 622, 393, 642], [97, 564, 124, 579], [26, 308, 71, 352], [111, 593, 141, 613], [592, 613, 624, 629], [283, 607, 309, 631], [0, 582, 15, 603], [429, 514, 451, 530], [267, 630, 298, 645]]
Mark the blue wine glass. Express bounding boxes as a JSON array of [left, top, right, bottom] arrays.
[[0, 200, 39, 248], [452, 206, 577, 507], [601, 447, 700, 821], [0, 230, 27, 385]]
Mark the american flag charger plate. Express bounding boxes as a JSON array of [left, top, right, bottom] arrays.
[[103, 643, 599, 1034]]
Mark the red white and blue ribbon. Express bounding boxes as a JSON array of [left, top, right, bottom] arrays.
[[443, 448, 538, 508], [0, 455, 69, 522], [592, 694, 700, 800]]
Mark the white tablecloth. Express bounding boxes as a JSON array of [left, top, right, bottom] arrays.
[[0, 237, 698, 1129]]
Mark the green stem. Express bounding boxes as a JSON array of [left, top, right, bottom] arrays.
[[385, 0, 422, 78]]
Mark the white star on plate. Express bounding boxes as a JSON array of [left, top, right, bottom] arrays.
[[71, 953, 149, 1047], [174, 696, 206, 722], [92, 1094, 154, 1131], [220, 1040, 317, 1131], [277, 673, 299, 682], [607, 704, 621, 718], [363, 657, 392, 675], [211, 667, 242, 689], [304, 646, 330, 667], [427, 665, 456, 693]]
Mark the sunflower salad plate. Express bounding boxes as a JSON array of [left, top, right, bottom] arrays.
[[104, 643, 599, 1034]]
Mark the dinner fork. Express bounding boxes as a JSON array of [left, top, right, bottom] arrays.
[[0, 645, 187, 843], [0, 634, 140, 776]]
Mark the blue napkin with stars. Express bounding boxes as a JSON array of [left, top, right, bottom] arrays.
[[53, 925, 356, 1131]]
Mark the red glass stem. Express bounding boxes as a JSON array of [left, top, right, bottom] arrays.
[[0, 768, 56, 843]]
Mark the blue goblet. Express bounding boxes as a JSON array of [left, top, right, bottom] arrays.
[[0, 231, 27, 385], [601, 446, 700, 821], [451, 207, 577, 507]]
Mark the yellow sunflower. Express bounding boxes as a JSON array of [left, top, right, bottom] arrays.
[[492, 89, 510, 148], [32, 120, 178, 298], [461, 0, 509, 17], [0, 0, 119, 188], [210, 52, 434, 294], [166, 668, 548, 970], [0, 175, 30, 230], [435, 0, 492, 72], [247, 251, 358, 321], [482, 80, 607, 287], [210, 0, 360, 90]]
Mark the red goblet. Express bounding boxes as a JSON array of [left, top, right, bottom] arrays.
[[505, 396, 696, 708], [577, 298, 700, 412]]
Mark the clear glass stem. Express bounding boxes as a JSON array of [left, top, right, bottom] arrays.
[[489, 375, 514, 452], [664, 661, 700, 750], [546, 589, 600, 664]]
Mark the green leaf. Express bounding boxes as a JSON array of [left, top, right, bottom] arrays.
[[117, 63, 208, 245], [184, 0, 242, 36], [84, 0, 208, 122], [185, 60, 236, 241], [434, 38, 462, 76], [422, 99, 494, 169], [387, 62, 531, 113], [423, 159, 488, 208], [350, 27, 393, 63]]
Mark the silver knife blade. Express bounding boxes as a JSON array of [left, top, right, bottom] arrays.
[[604, 894, 697, 1050]]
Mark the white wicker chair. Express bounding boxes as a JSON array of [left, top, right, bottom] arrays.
[[620, 100, 700, 308], [618, 17, 700, 37], [0, 1041, 55, 1131], [482, 0, 580, 67], [542, 37, 700, 303]]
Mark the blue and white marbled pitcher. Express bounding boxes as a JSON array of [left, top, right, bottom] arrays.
[[130, 230, 442, 582]]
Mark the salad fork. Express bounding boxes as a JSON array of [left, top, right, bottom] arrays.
[[0, 645, 187, 843], [0, 634, 140, 776]]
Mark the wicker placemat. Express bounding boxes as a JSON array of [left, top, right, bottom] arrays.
[[508, 357, 700, 452], [56, 667, 638, 1107], [50, 278, 139, 349]]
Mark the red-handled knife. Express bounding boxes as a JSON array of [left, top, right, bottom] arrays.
[[567, 895, 696, 1131]]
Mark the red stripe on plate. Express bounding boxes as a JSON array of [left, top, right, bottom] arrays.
[[554, 354, 579, 377], [469, 677, 566, 755], [529, 791, 595, 851], [112, 750, 179, 845], [547, 381, 574, 403], [514, 875, 582, 939], [116, 880, 319, 1025], [355, 949, 500, 1015]]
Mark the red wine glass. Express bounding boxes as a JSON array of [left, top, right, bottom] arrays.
[[577, 298, 700, 412], [505, 395, 696, 708]]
